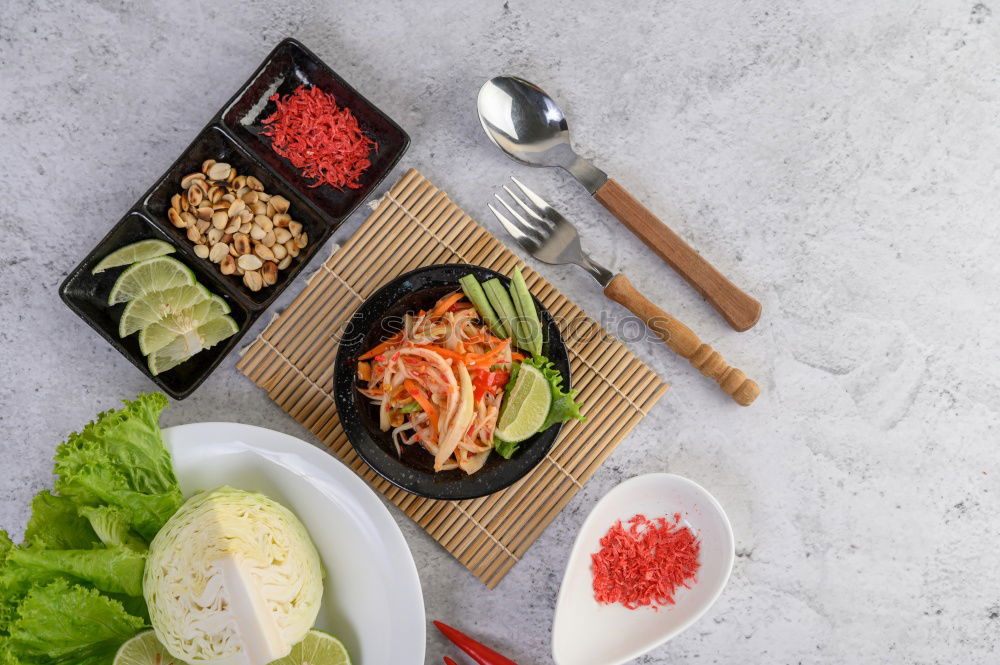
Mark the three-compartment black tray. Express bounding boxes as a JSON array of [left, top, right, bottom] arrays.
[[60, 38, 409, 399]]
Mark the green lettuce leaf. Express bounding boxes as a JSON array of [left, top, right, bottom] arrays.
[[106, 593, 150, 626], [2, 579, 145, 665], [493, 437, 519, 459], [54, 393, 182, 540], [0, 642, 17, 665], [0, 393, 174, 664], [77, 507, 146, 552], [2, 546, 145, 597], [0, 532, 30, 630], [494, 356, 585, 459], [23, 492, 98, 551]]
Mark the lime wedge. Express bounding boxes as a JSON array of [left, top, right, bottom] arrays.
[[147, 315, 239, 375], [113, 630, 185, 665], [271, 630, 352, 665], [494, 363, 551, 444], [108, 257, 195, 305], [138, 298, 233, 355], [93, 240, 175, 274], [118, 284, 214, 337]]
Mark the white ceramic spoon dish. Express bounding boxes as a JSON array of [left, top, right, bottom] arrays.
[[163, 422, 426, 665], [552, 473, 734, 665]]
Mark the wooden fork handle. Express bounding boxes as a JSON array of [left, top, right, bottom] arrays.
[[594, 178, 762, 332], [604, 273, 760, 406]]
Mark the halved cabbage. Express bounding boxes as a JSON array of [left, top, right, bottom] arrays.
[[143, 486, 324, 665]]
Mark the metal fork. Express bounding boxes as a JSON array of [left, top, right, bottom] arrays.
[[490, 178, 760, 406]]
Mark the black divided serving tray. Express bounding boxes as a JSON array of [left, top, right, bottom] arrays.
[[60, 38, 409, 399]]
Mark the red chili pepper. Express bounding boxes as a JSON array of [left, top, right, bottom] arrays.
[[472, 371, 490, 402], [491, 370, 510, 392], [472, 370, 510, 402], [433, 621, 519, 665], [443, 658, 459, 665]]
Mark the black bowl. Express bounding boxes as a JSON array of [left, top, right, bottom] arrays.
[[334, 264, 571, 500]]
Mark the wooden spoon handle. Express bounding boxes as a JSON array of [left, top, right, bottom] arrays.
[[603, 273, 760, 406], [594, 178, 762, 332]]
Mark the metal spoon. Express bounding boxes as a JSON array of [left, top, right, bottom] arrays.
[[477, 75, 762, 332]]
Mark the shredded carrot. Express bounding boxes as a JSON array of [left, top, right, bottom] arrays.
[[467, 340, 510, 369], [430, 292, 463, 318], [511, 352, 525, 362], [359, 332, 404, 360], [414, 344, 464, 362], [404, 379, 439, 432]]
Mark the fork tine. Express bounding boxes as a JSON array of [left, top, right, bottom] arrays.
[[488, 204, 541, 253], [510, 176, 555, 216], [502, 185, 555, 231], [493, 193, 548, 243]]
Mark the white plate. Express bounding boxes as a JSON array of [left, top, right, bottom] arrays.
[[163, 422, 425, 665], [552, 473, 734, 665]]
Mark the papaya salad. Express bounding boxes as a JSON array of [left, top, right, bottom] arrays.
[[356, 268, 585, 475]]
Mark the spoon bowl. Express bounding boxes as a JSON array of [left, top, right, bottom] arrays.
[[477, 76, 607, 192], [552, 473, 735, 665]]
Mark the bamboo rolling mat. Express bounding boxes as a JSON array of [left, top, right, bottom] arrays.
[[237, 169, 669, 588]]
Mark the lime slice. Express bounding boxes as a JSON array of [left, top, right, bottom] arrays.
[[147, 315, 239, 375], [108, 257, 195, 306], [271, 630, 351, 665], [113, 630, 185, 665], [118, 283, 213, 337], [138, 298, 233, 355], [208, 294, 231, 313], [93, 240, 175, 274], [494, 363, 551, 443]]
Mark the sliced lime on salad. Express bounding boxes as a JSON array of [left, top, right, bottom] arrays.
[[92, 239, 175, 274], [108, 256, 195, 306], [271, 630, 352, 665], [138, 298, 233, 355], [113, 630, 185, 665], [118, 283, 214, 337], [147, 315, 239, 375], [494, 362, 551, 444]]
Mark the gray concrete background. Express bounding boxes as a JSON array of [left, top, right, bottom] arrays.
[[1, 0, 998, 662]]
